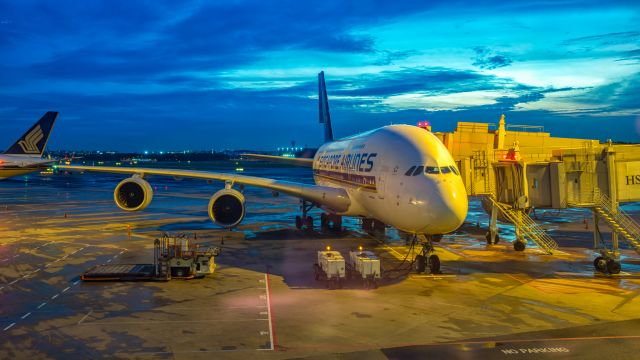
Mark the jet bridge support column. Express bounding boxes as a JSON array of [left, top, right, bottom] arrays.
[[606, 141, 619, 260], [592, 207, 621, 274], [486, 199, 500, 244]]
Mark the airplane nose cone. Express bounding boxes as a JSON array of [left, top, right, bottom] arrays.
[[434, 180, 468, 233]]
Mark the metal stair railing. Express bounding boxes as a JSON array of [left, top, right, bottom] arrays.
[[593, 191, 640, 254], [487, 196, 558, 254]]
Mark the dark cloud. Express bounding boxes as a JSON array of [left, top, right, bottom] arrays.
[[0, 0, 638, 149], [372, 50, 417, 66], [472, 47, 513, 70], [4, 0, 448, 83], [563, 31, 640, 46], [618, 49, 640, 62]]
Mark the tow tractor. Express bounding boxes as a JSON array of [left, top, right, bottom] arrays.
[[346, 247, 381, 289], [314, 246, 346, 289]]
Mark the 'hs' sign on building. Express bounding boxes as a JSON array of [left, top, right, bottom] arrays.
[[626, 175, 640, 185]]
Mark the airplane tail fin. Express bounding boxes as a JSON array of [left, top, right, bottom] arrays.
[[4, 111, 58, 156], [318, 71, 334, 143]]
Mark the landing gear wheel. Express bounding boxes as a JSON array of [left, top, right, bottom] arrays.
[[594, 256, 607, 272], [607, 259, 621, 275], [305, 216, 313, 229], [414, 254, 426, 273], [428, 254, 440, 274], [295, 216, 303, 230], [513, 240, 526, 252], [485, 232, 500, 245], [320, 213, 328, 229]]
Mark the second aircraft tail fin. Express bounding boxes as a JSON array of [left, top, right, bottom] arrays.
[[318, 71, 334, 143], [4, 111, 58, 156]]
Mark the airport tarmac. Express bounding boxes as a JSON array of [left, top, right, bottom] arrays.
[[2, 165, 640, 359]]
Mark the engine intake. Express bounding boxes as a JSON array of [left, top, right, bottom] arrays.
[[114, 177, 153, 211], [208, 189, 245, 228]]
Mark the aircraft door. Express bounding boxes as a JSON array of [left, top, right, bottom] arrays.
[[377, 162, 389, 199]]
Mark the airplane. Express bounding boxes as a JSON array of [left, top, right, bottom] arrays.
[[59, 72, 468, 274], [0, 111, 59, 180]]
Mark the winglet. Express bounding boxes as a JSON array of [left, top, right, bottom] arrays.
[[318, 71, 334, 143], [4, 111, 58, 156]]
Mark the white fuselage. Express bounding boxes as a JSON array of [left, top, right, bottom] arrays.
[[0, 154, 47, 179], [312, 125, 468, 235]]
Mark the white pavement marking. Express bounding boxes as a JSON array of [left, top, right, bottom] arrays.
[[62, 286, 71, 293], [51, 294, 59, 300], [77, 310, 92, 325], [21, 312, 31, 319], [257, 273, 275, 351], [73, 280, 80, 285], [3, 323, 15, 331], [37, 302, 47, 309], [9, 279, 18, 285]]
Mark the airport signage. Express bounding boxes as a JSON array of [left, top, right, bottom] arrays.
[[625, 175, 640, 185], [617, 161, 640, 202]]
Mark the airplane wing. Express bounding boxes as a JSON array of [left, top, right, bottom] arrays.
[[241, 154, 314, 167], [58, 165, 351, 212]]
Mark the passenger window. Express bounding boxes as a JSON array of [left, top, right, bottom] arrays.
[[425, 166, 440, 174], [440, 166, 452, 174], [449, 166, 459, 175], [404, 166, 416, 176], [412, 166, 424, 176]]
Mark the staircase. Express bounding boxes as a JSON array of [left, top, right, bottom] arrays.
[[592, 192, 640, 254], [486, 196, 558, 254]]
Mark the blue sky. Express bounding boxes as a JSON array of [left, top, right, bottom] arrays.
[[0, 0, 639, 151]]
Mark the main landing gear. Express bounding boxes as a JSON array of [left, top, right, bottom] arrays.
[[320, 213, 343, 232], [294, 200, 344, 232], [295, 200, 315, 230], [361, 218, 386, 233], [414, 234, 441, 274]]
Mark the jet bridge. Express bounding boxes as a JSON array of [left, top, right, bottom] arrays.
[[432, 115, 640, 273]]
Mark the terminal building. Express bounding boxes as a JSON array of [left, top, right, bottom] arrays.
[[426, 116, 640, 273]]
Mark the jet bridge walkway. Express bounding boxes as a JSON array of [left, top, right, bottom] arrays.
[[485, 195, 558, 255]]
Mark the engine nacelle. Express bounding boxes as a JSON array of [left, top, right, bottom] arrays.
[[113, 177, 153, 211], [208, 188, 245, 228]]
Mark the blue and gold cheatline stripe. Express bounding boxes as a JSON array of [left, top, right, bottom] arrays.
[[313, 169, 377, 191]]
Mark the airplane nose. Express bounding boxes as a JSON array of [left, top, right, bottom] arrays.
[[435, 180, 468, 232]]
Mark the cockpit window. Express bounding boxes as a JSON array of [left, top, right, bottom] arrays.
[[440, 166, 452, 174], [404, 166, 416, 176], [449, 166, 459, 175], [412, 166, 424, 176], [424, 166, 440, 174]]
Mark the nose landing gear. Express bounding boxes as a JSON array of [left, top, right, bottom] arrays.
[[414, 234, 441, 274]]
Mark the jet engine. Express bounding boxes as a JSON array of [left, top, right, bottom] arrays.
[[113, 177, 153, 211], [208, 188, 245, 228]]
